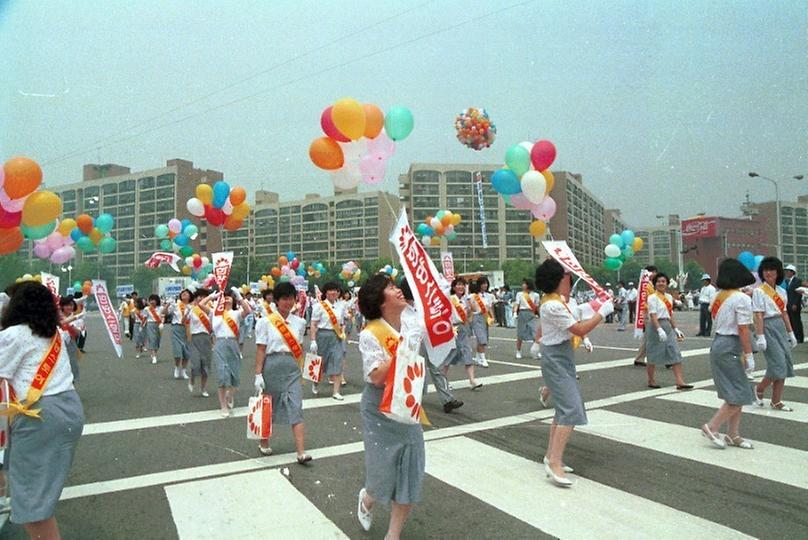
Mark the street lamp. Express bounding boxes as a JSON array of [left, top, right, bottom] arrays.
[[60, 265, 73, 288], [747, 173, 804, 258]]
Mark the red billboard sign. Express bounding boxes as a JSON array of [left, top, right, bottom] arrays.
[[681, 217, 718, 239]]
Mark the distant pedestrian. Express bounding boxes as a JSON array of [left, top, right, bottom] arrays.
[[514, 279, 540, 359], [627, 281, 637, 323], [144, 294, 165, 365], [697, 274, 717, 336], [469, 277, 494, 368], [784, 264, 804, 343], [616, 281, 628, 331]]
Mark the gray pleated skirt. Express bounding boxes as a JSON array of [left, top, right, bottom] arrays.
[[66, 339, 79, 382], [171, 324, 189, 360], [448, 323, 474, 366], [361, 383, 425, 505], [190, 332, 212, 375], [145, 321, 161, 350], [316, 329, 343, 377], [262, 352, 304, 425], [540, 340, 587, 426], [645, 319, 683, 365], [133, 321, 145, 347], [471, 313, 489, 345], [517, 310, 538, 341], [214, 337, 241, 387], [762, 316, 795, 379], [7, 390, 84, 524], [710, 334, 755, 406]]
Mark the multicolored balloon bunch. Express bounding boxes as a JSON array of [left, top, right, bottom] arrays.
[[415, 210, 462, 246], [339, 260, 361, 287], [0, 157, 65, 254], [603, 230, 643, 270], [71, 280, 94, 296], [455, 108, 496, 151], [186, 182, 249, 232], [155, 218, 199, 257], [68, 213, 117, 255], [270, 252, 310, 286], [491, 140, 558, 237], [181, 254, 213, 280], [379, 264, 399, 279], [309, 98, 413, 190], [33, 218, 78, 264]]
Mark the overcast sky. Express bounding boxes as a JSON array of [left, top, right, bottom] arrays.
[[2, 0, 807, 226]]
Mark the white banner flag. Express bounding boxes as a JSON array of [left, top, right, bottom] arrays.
[[440, 251, 455, 281], [92, 280, 123, 358], [212, 251, 234, 316], [542, 240, 612, 302], [41, 271, 60, 301]]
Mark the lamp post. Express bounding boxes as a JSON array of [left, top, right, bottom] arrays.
[[748, 173, 803, 259]]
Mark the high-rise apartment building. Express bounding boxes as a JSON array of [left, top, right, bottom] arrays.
[[634, 215, 683, 267], [743, 195, 808, 275]]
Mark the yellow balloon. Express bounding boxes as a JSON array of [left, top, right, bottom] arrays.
[[232, 202, 250, 221], [182, 265, 192, 275], [451, 214, 462, 226], [529, 220, 547, 237], [34, 274, 42, 282], [632, 237, 644, 252], [196, 183, 213, 205], [89, 227, 104, 245], [21, 190, 62, 227], [541, 170, 555, 194], [331, 98, 366, 140], [59, 218, 77, 236]]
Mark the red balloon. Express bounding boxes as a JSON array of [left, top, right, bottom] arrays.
[[291, 259, 300, 270], [0, 206, 22, 229], [320, 106, 350, 142], [204, 205, 226, 227], [530, 140, 557, 171]]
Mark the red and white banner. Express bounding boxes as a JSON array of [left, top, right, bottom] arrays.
[[41, 271, 60, 302], [542, 240, 612, 302], [0, 380, 9, 449], [391, 209, 454, 365], [92, 280, 123, 358], [440, 251, 455, 281], [212, 251, 234, 316], [247, 394, 272, 439], [145, 252, 181, 272], [634, 269, 652, 338], [681, 217, 718, 239]]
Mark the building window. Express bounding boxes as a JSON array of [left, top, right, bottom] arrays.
[[157, 173, 175, 187], [139, 176, 155, 189], [446, 171, 472, 184], [413, 170, 440, 183]]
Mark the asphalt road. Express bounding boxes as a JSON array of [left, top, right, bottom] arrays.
[[2, 311, 807, 539]]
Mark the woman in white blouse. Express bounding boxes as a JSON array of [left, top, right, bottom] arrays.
[[468, 277, 494, 368], [752, 257, 797, 411], [254, 282, 311, 462], [513, 278, 541, 359], [212, 288, 252, 417], [0, 281, 84, 538], [309, 282, 347, 400], [645, 273, 693, 390]]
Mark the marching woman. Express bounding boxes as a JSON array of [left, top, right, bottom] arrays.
[[310, 282, 347, 400], [144, 294, 166, 365], [167, 289, 193, 380], [701, 259, 757, 449], [187, 289, 215, 398], [212, 288, 252, 417], [342, 290, 355, 338], [0, 281, 85, 538], [645, 273, 693, 390], [133, 297, 147, 358], [514, 278, 541, 359], [752, 257, 798, 411], [258, 288, 275, 318], [445, 277, 482, 390], [253, 282, 311, 462], [469, 277, 494, 368], [58, 297, 85, 383], [535, 259, 613, 486], [356, 274, 425, 539]]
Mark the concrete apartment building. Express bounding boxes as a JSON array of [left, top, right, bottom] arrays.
[[634, 215, 684, 268], [743, 195, 808, 276]]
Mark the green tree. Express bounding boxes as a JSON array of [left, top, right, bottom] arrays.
[[501, 260, 535, 287], [130, 266, 175, 295], [684, 260, 706, 290], [0, 253, 28, 291]]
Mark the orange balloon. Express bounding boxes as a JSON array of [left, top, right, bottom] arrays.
[[223, 215, 242, 232], [229, 187, 247, 206], [271, 267, 281, 278], [0, 227, 24, 255], [309, 137, 344, 170], [3, 157, 42, 199], [76, 214, 94, 234], [542, 170, 555, 194], [363, 104, 384, 139], [89, 227, 104, 245], [231, 202, 250, 221], [529, 220, 547, 237], [440, 215, 451, 227], [82, 284, 92, 296], [278, 256, 288, 266]]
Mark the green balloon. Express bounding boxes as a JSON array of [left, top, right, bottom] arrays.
[[384, 107, 414, 141], [604, 257, 623, 270], [155, 224, 169, 238], [99, 237, 117, 253], [179, 245, 194, 257], [622, 246, 634, 258], [21, 221, 56, 240], [77, 236, 95, 253], [505, 145, 530, 177], [73, 281, 81, 289]]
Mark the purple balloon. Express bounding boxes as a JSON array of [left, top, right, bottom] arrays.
[[46, 231, 64, 250], [532, 196, 557, 221], [51, 246, 75, 265], [33, 241, 52, 259]]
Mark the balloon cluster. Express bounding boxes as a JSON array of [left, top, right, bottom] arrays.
[[455, 108, 496, 151], [270, 252, 310, 286], [339, 261, 361, 287], [181, 254, 213, 280], [415, 210, 462, 246], [380, 264, 399, 279], [155, 218, 199, 257], [69, 213, 117, 255], [186, 182, 249, 232], [738, 251, 765, 273], [0, 157, 65, 255], [603, 230, 643, 270], [15, 273, 42, 284], [491, 140, 558, 237], [257, 275, 275, 291], [307, 261, 326, 280], [309, 98, 413, 190], [70, 280, 93, 296], [33, 218, 78, 264]]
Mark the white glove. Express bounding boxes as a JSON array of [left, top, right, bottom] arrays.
[[159, 323, 164, 331], [756, 335, 767, 351], [230, 287, 243, 302], [788, 332, 798, 349], [530, 342, 541, 357], [597, 300, 614, 318], [254, 374, 265, 393], [309, 341, 318, 353], [674, 328, 685, 341], [744, 353, 755, 371], [583, 337, 593, 352], [657, 327, 668, 341]]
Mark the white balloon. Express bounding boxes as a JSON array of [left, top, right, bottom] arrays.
[[520, 170, 547, 204], [518, 141, 533, 154], [604, 244, 621, 258], [331, 166, 362, 190], [339, 139, 367, 164], [222, 199, 234, 216]]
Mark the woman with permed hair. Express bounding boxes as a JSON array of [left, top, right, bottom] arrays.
[[309, 281, 347, 400], [752, 256, 797, 411], [701, 258, 757, 449], [534, 259, 613, 487], [644, 273, 693, 390], [0, 281, 85, 538]]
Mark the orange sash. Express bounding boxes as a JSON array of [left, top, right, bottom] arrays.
[[450, 295, 468, 324], [262, 300, 273, 316], [178, 302, 191, 340], [523, 291, 537, 313], [760, 283, 786, 314], [473, 294, 494, 326], [654, 292, 673, 316], [222, 311, 240, 339], [148, 306, 162, 324], [268, 312, 303, 360], [540, 293, 581, 349], [320, 301, 346, 340], [711, 289, 740, 319], [2, 332, 63, 420], [193, 305, 212, 333]]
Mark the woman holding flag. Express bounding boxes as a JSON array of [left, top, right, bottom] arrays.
[[144, 294, 165, 365], [167, 289, 193, 380], [469, 276, 494, 368], [0, 281, 84, 538], [514, 278, 541, 359], [752, 257, 798, 411], [253, 282, 311, 461], [645, 273, 693, 390], [310, 282, 347, 400], [212, 288, 252, 417]]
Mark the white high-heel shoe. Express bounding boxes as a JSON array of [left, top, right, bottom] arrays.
[[544, 461, 573, 487], [543, 456, 573, 473]]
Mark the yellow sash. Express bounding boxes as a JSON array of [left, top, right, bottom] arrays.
[[450, 295, 468, 325], [473, 294, 494, 326], [2, 332, 62, 420], [268, 312, 304, 362], [760, 283, 786, 314], [222, 311, 240, 339], [321, 300, 346, 340], [193, 305, 212, 333], [711, 289, 740, 319], [523, 291, 537, 313], [148, 306, 162, 324], [263, 300, 274, 316], [540, 293, 581, 349], [178, 302, 191, 340], [654, 292, 673, 316]]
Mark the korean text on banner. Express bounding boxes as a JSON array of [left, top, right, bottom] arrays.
[[440, 251, 455, 281], [542, 240, 612, 302], [475, 172, 488, 248], [390, 208, 454, 365], [91, 280, 123, 358], [211, 251, 234, 316], [145, 252, 182, 272], [40, 271, 60, 301], [634, 269, 652, 338]]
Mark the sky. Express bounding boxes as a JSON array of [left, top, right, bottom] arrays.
[[2, 0, 807, 227]]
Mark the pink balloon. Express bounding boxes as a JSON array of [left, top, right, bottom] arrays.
[[530, 140, 557, 171], [33, 241, 52, 259], [509, 193, 534, 210], [168, 218, 182, 233], [532, 196, 557, 221], [363, 172, 384, 185], [46, 231, 64, 250], [320, 106, 350, 143], [50, 246, 75, 264], [359, 153, 387, 176], [291, 259, 300, 270], [0, 189, 26, 213], [366, 130, 396, 158]]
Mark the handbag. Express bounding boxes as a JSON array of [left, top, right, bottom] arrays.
[[379, 345, 427, 425], [302, 353, 323, 384], [246, 393, 272, 440]]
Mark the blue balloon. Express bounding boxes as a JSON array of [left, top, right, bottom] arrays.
[[620, 229, 635, 247], [287, 251, 296, 261], [70, 228, 85, 242], [181, 218, 191, 229], [174, 234, 189, 247], [738, 251, 755, 271], [212, 181, 231, 209], [621, 245, 634, 258], [609, 233, 624, 249], [491, 169, 521, 195], [297, 267, 306, 276], [753, 254, 765, 271]]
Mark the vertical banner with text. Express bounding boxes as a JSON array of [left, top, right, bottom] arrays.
[[92, 280, 123, 358], [212, 252, 234, 316], [40, 271, 60, 302], [634, 269, 652, 338], [440, 251, 455, 281], [475, 171, 488, 249]]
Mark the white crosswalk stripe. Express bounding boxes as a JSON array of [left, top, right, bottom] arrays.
[[784, 375, 808, 389], [657, 389, 808, 423]]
